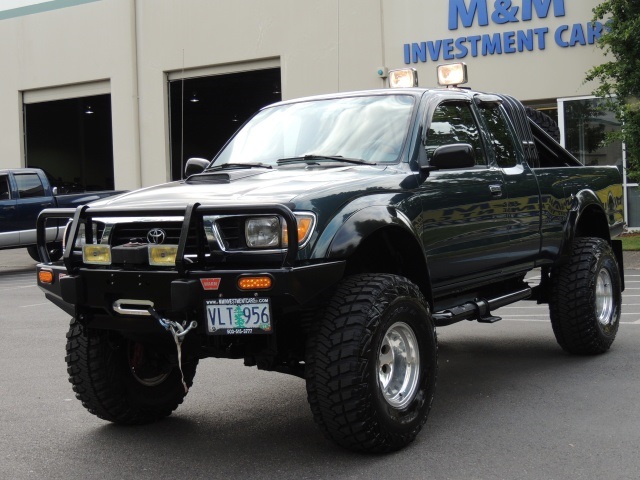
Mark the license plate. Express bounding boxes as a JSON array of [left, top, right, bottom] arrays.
[[205, 298, 272, 335]]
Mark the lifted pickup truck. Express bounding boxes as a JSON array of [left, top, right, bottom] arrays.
[[36, 65, 624, 453], [0, 168, 122, 261]]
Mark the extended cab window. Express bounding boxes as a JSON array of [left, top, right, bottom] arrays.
[[426, 102, 486, 166], [0, 175, 10, 200], [478, 103, 519, 168], [15, 173, 45, 198]]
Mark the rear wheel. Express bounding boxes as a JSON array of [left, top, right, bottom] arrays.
[[65, 317, 198, 424], [305, 274, 437, 453], [549, 237, 622, 354]]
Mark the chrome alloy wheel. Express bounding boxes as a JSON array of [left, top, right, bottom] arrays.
[[596, 268, 615, 327], [377, 321, 420, 409]]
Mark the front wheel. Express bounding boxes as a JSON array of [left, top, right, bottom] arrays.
[[549, 237, 622, 354], [305, 274, 437, 453], [65, 317, 198, 424]]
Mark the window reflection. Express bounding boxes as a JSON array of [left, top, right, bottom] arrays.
[[478, 104, 518, 168], [563, 98, 622, 173], [214, 95, 415, 165], [426, 102, 486, 166]]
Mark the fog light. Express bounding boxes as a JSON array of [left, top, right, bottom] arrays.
[[238, 276, 273, 290], [148, 245, 178, 266], [38, 270, 54, 284], [83, 245, 112, 265]]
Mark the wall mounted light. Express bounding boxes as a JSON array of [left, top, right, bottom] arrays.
[[85, 105, 94, 115]]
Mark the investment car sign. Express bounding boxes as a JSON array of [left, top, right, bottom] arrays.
[[403, 0, 606, 64]]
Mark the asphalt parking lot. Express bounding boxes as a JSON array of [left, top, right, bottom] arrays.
[[1, 248, 639, 480]]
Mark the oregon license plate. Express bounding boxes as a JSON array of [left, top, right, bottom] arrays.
[[205, 298, 272, 335]]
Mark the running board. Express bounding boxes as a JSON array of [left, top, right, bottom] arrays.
[[432, 287, 532, 327]]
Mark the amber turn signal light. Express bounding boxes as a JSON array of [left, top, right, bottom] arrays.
[[237, 276, 273, 290], [38, 270, 54, 284]]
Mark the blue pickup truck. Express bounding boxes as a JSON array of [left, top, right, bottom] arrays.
[[0, 168, 122, 261]]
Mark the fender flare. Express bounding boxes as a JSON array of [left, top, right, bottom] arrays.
[[324, 205, 420, 258], [311, 204, 432, 301], [559, 189, 610, 262]]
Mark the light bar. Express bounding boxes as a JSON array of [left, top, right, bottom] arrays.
[[388, 68, 419, 88], [437, 63, 468, 87]]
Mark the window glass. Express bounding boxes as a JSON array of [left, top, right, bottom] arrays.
[[562, 98, 623, 173], [426, 102, 486, 166], [0, 175, 10, 200], [478, 103, 519, 168], [214, 95, 415, 165], [15, 173, 45, 198]]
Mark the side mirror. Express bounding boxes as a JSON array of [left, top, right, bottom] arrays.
[[52, 186, 58, 196], [184, 157, 211, 177], [429, 143, 475, 170]]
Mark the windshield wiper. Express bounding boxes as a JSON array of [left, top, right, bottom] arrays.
[[277, 155, 376, 166], [206, 162, 273, 171]]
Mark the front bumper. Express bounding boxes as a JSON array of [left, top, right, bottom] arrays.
[[37, 260, 345, 324], [35, 202, 345, 331]]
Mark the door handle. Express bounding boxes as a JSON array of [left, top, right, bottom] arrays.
[[489, 184, 503, 197]]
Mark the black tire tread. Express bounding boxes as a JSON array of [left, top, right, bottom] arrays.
[[305, 274, 437, 453], [525, 106, 561, 142], [549, 237, 621, 355], [65, 318, 196, 424]]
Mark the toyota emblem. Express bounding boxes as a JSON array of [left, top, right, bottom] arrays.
[[147, 228, 166, 244]]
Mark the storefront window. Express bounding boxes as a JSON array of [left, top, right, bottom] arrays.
[[559, 96, 633, 227], [560, 97, 623, 172]]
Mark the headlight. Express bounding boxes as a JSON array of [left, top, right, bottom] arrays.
[[205, 212, 316, 251], [245, 216, 280, 248], [245, 213, 315, 249]]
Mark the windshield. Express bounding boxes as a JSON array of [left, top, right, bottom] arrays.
[[212, 94, 415, 167]]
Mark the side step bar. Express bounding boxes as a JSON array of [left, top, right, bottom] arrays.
[[432, 287, 532, 327]]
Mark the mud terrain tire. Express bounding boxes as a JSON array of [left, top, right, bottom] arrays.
[[65, 317, 198, 424], [549, 237, 622, 354], [305, 274, 437, 453]]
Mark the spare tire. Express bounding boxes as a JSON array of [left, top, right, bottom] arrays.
[[525, 106, 560, 142]]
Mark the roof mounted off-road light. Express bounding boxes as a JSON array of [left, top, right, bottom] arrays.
[[437, 62, 468, 88], [388, 68, 419, 88]]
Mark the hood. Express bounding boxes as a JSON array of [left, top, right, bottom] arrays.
[[88, 165, 409, 210]]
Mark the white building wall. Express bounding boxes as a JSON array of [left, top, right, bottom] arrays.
[[383, 0, 604, 99], [0, 0, 141, 189], [0, 0, 607, 188]]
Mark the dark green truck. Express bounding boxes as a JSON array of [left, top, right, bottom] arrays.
[[36, 66, 624, 453]]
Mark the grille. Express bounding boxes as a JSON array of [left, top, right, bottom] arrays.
[[108, 221, 200, 255], [215, 217, 244, 249]]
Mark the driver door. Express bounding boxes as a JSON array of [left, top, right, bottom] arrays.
[[417, 100, 511, 294]]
